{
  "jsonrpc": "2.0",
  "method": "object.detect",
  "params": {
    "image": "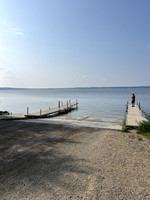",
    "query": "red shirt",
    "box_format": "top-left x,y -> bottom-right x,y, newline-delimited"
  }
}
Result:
132,95 -> 135,101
